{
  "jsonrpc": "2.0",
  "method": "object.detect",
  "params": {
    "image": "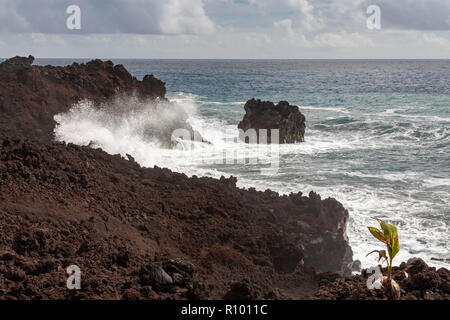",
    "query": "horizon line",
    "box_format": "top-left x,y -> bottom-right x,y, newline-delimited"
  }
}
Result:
2,57 -> 450,61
